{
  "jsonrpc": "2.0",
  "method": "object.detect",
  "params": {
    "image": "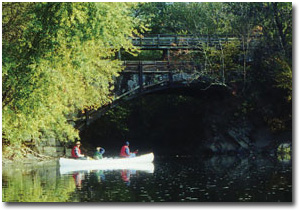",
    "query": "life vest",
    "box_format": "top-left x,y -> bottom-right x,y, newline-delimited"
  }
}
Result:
120,145 -> 130,157
71,146 -> 81,158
